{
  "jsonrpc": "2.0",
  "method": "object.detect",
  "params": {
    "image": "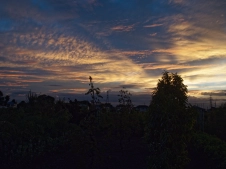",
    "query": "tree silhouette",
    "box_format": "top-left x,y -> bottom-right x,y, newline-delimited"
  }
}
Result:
0,90 -> 10,106
152,71 -> 188,106
85,76 -> 103,106
26,90 -> 37,105
118,88 -> 132,106
116,88 -> 133,152
146,71 -> 195,169
117,87 -> 133,111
